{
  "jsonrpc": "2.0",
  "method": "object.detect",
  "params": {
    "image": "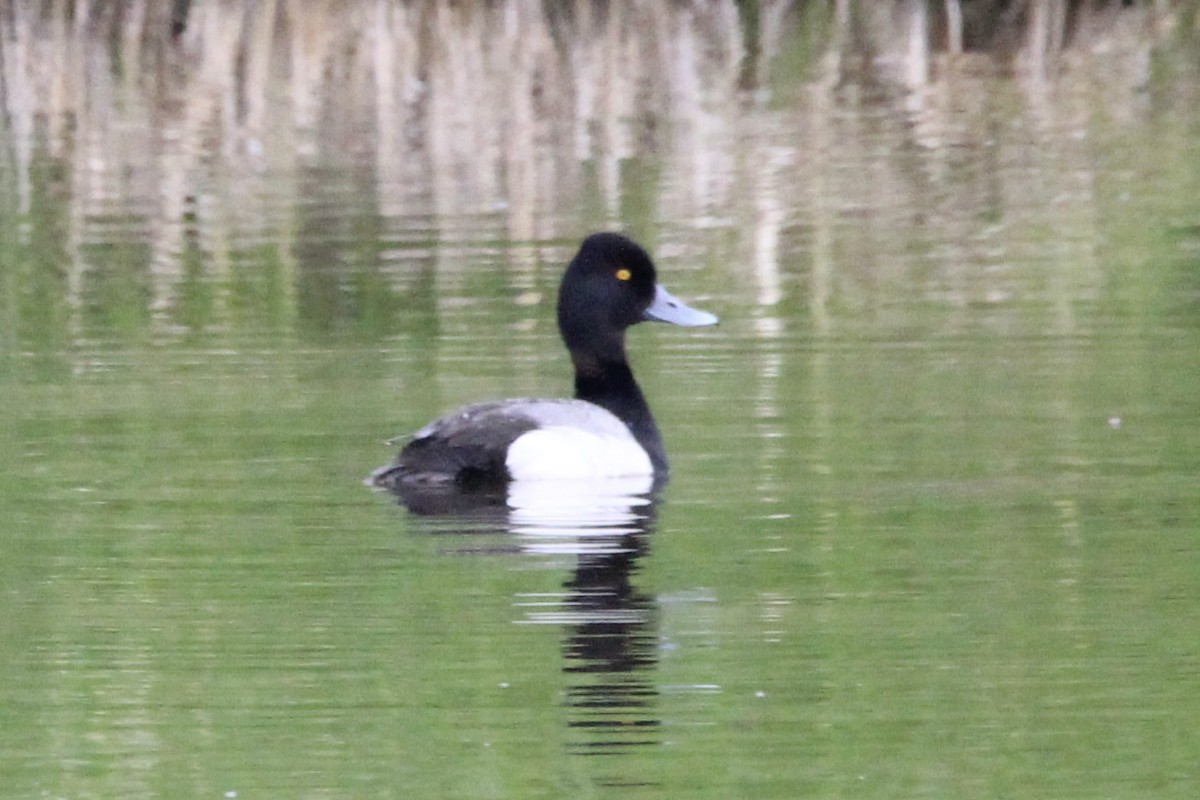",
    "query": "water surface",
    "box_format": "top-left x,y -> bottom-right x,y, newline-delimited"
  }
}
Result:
2,4 -> 1199,798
